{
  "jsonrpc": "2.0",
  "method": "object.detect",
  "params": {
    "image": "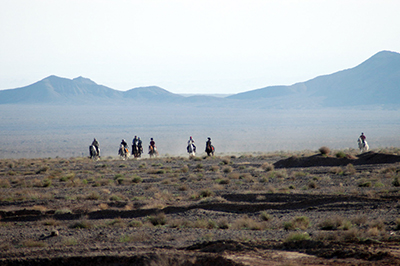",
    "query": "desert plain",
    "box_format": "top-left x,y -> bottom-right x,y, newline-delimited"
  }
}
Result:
1,148 -> 400,265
